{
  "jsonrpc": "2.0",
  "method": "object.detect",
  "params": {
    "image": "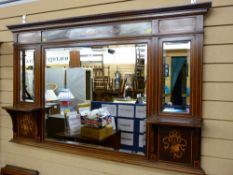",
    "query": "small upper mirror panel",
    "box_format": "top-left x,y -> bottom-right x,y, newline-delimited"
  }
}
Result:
162,41 -> 191,113
18,32 -> 41,43
20,49 -> 35,102
42,22 -> 152,42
